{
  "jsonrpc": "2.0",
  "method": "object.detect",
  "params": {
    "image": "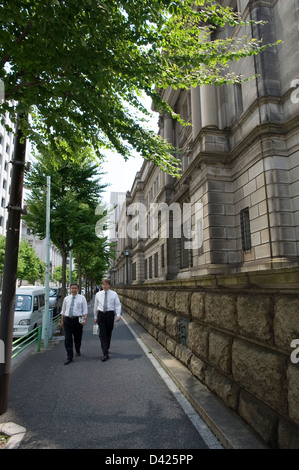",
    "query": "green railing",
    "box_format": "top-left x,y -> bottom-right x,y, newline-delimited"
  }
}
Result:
11,312 -> 62,359
52,314 -> 61,335
12,325 -> 42,358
